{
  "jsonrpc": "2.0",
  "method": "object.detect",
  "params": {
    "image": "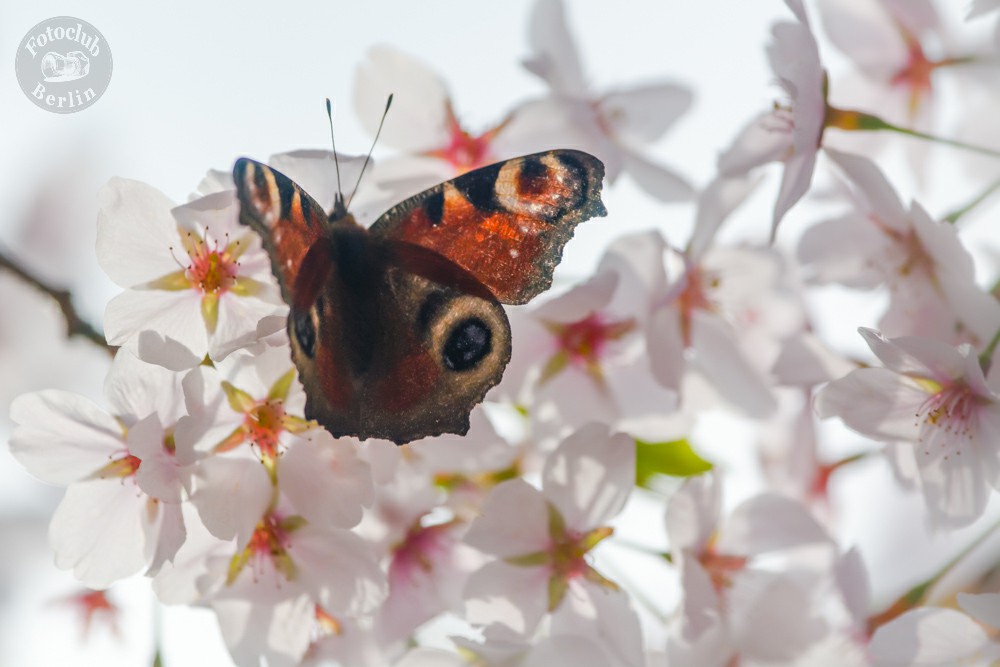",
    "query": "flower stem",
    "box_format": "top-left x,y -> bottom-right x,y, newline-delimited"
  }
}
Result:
867,514 -> 1000,634
612,537 -> 673,563
826,107 -> 1000,160
0,247 -> 114,355
152,596 -> 164,667
943,177 -> 1000,224
978,326 -> 1000,374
